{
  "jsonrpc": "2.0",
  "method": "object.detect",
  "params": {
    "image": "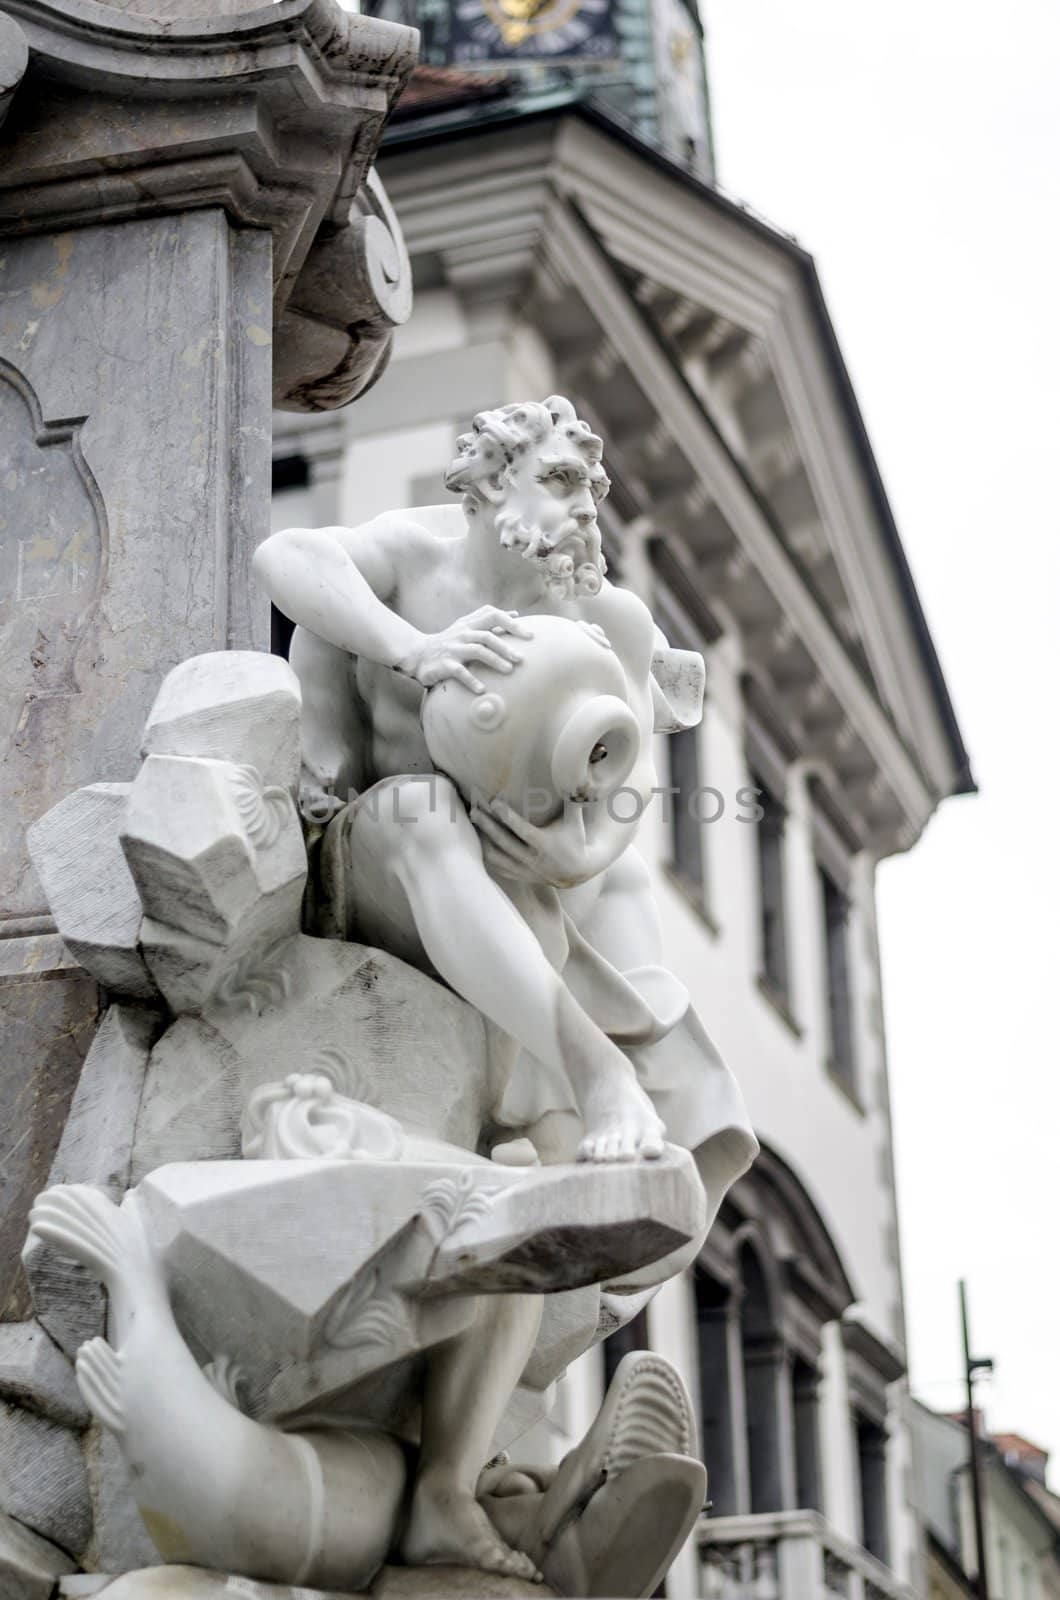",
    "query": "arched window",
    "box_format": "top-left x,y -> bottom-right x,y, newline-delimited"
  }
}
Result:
694,1143 -> 858,1521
